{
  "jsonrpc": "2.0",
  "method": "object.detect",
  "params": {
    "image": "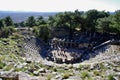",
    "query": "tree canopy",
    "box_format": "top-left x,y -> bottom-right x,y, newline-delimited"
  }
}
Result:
4,16 -> 14,27
0,9 -> 120,39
